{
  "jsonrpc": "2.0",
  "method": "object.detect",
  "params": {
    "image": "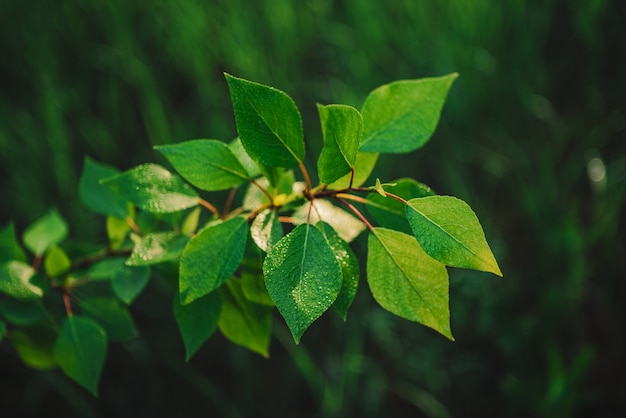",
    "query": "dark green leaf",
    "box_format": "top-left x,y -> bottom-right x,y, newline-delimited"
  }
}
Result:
317,104 -> 363,184
53,316 -> 107,396
126,232 -> 190,266
218,279 -> 272,357
101,164 -> 199,214
156,139 -> 249,191
0,299 -> 49,326
179,216 -> 248,305
173,291 -> 221,361
263,223 -> 342,343
112,265 -> 151,304
225,73 -> 304,168
367,228 -> 452,339
360,74 -> 458,153
80,298 -> 138,341
316,222 -> 359,321
367,178 -> 435,233
44,245 -> 71,277
0,261 -> 46,300
250,209 -> 283,252
0,222 -> 26,262
405,196 -> 502,276
23,209 -> 68,255
79,157 -> 130,218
